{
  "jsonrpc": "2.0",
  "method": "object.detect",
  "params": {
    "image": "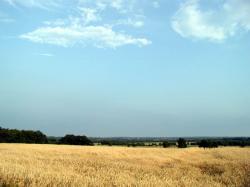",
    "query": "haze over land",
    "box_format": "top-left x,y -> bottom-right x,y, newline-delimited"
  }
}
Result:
0,0 -> 250,137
